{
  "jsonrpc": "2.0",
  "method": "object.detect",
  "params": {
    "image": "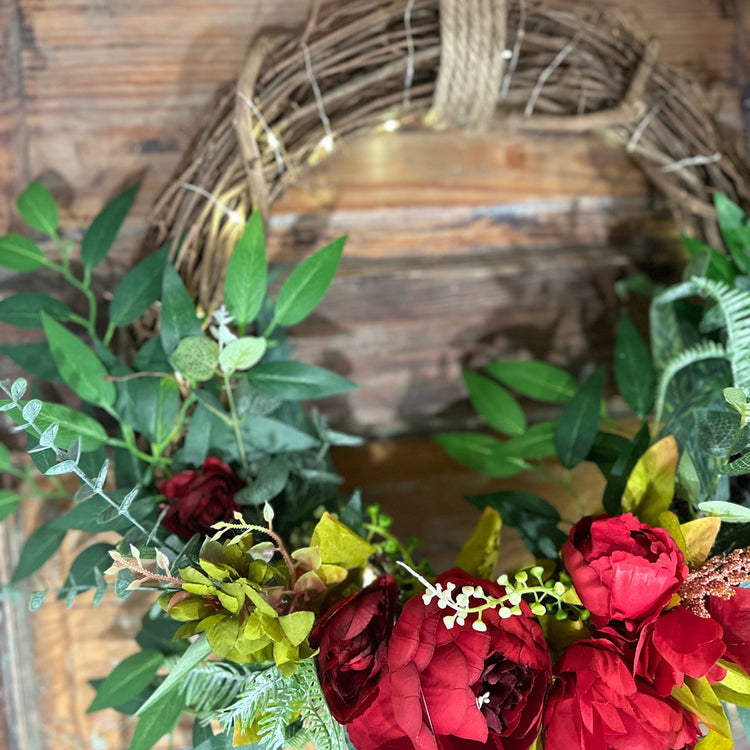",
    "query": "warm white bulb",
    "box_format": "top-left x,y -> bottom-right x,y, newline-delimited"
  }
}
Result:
319,134 -> 335,152
267,132 -> 280,149
383,118 -> 401,132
